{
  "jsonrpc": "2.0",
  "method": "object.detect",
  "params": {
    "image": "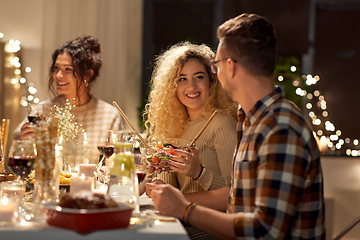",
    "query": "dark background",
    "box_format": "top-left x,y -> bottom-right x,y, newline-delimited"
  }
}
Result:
141,0 -> 360,155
